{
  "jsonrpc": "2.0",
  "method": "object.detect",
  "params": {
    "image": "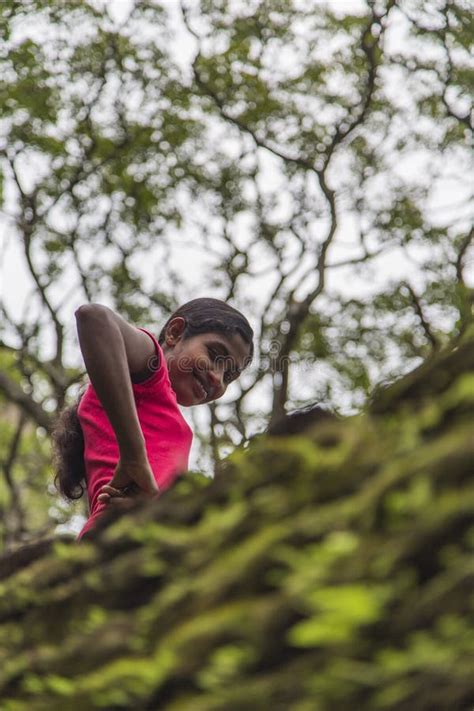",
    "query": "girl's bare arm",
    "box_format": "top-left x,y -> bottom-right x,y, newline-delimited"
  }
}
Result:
75,303 -> 160,494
